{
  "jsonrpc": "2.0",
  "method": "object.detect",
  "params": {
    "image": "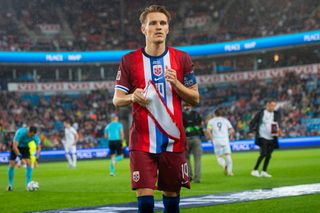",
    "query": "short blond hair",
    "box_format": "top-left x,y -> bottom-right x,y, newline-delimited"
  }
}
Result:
139,5 -> 171,24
